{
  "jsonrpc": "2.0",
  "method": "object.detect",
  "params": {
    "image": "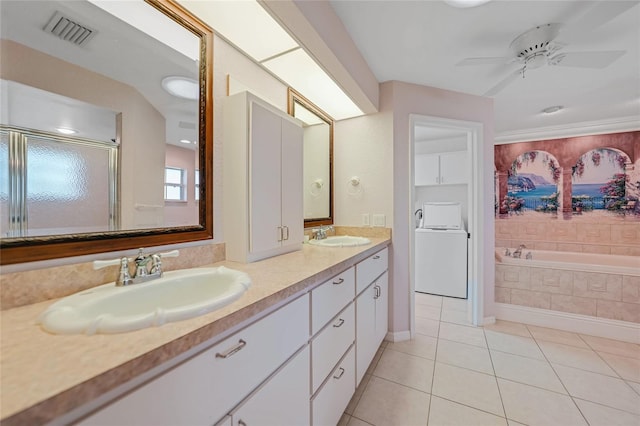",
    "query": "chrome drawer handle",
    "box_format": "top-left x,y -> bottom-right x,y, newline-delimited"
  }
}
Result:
215,339 -> 246,359
333,277 -> 344,285
333,318 -> 345,328
374,285 -> 380,299
373,255 -> 380,260
333,367 -> 345,379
